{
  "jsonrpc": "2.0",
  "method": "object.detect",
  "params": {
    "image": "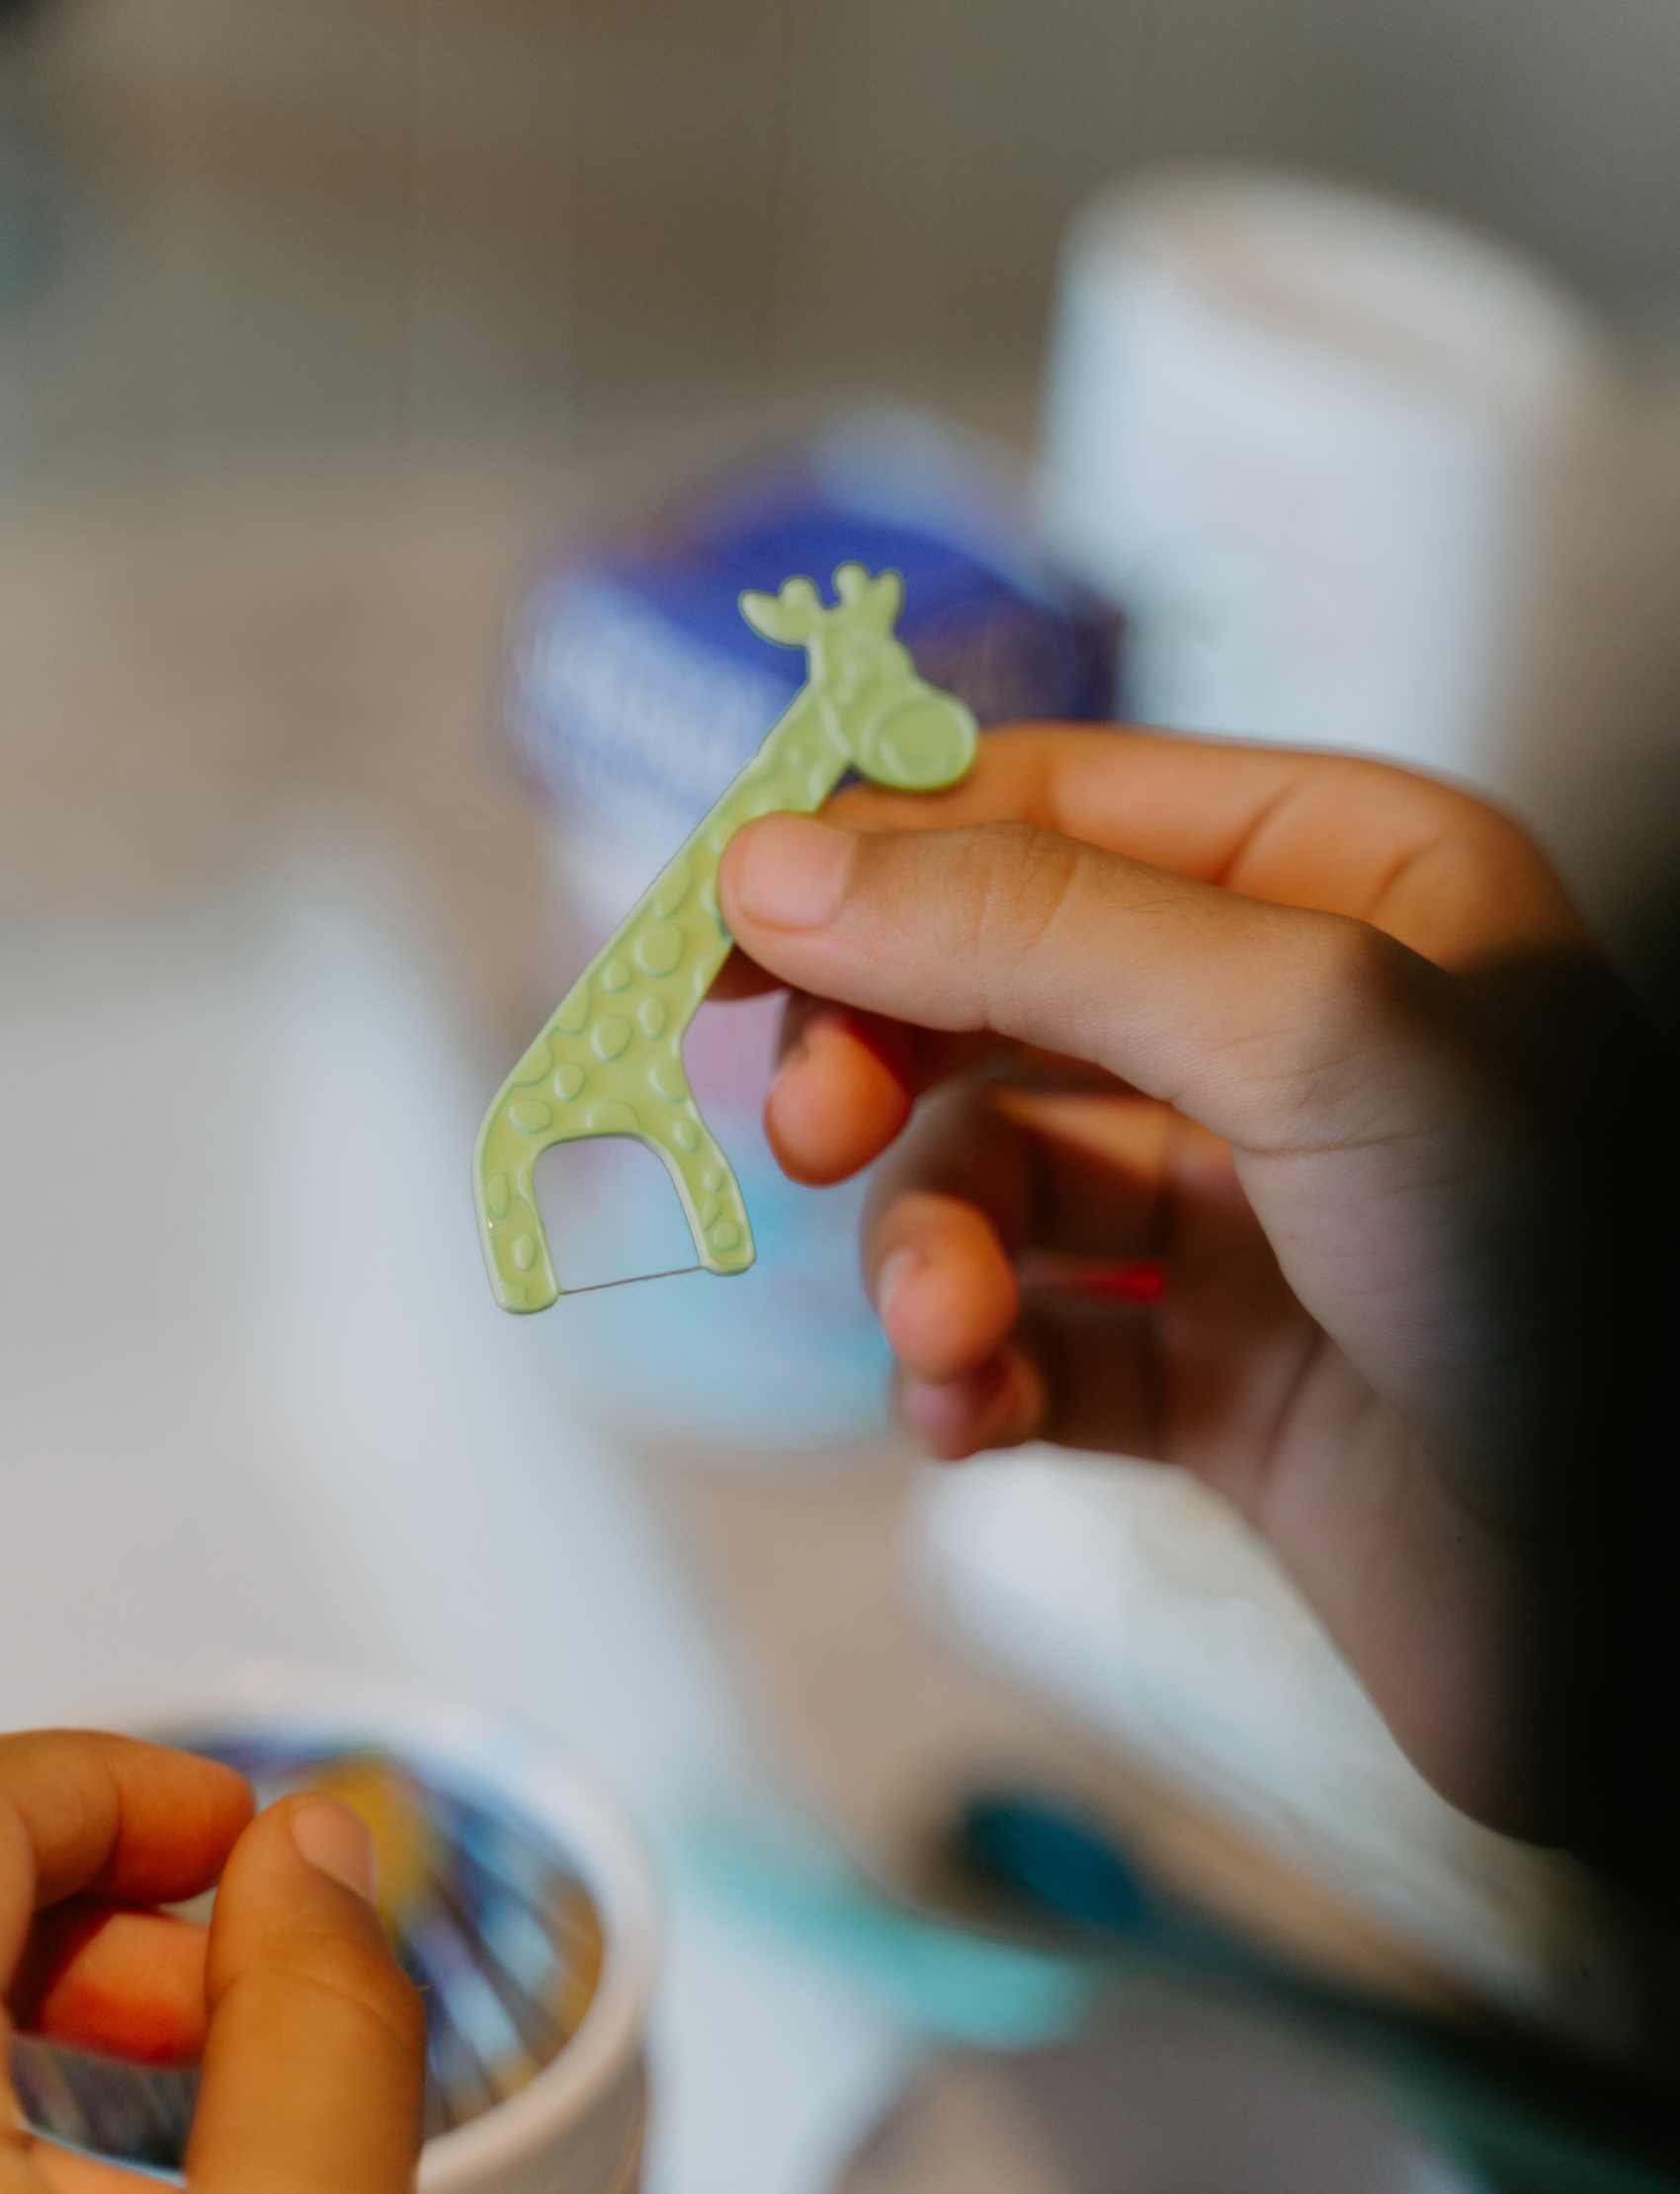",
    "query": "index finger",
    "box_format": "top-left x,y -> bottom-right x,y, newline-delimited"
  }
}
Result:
827,723 -> 1586,968
1,1733 -> 254,2115
0,1731 -> 252,1957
